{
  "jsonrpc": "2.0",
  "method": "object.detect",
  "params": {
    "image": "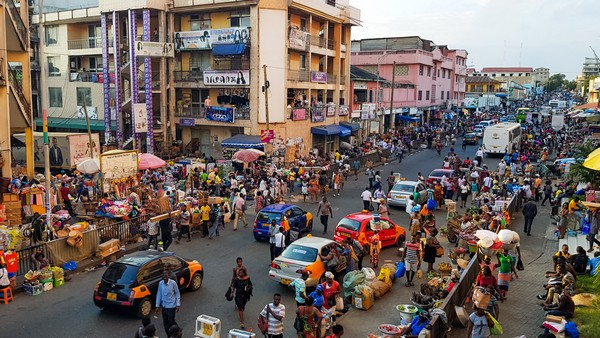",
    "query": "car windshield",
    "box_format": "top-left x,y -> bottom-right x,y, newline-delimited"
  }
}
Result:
465,134 -> 476,138
430,170 -> 448,177
337,217 -> 361,231
102,263 -> 138,285
281,244 -> 318,262
393,183 -> 415,193
257,211 -> 281,223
